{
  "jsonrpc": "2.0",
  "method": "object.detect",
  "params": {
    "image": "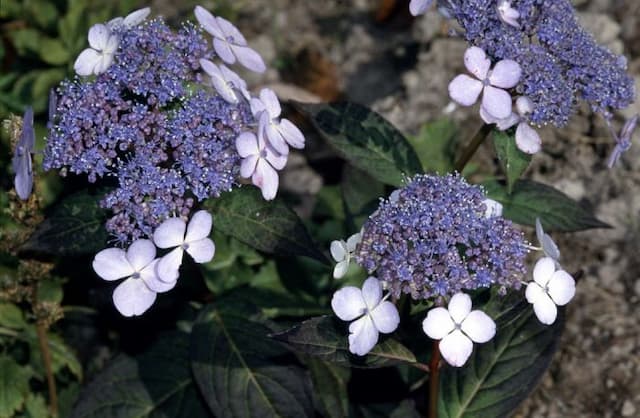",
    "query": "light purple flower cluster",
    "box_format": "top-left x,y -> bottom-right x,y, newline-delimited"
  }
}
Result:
414,0 -> 635,127
354,174 -> 528,300
43,7 -> 301,244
